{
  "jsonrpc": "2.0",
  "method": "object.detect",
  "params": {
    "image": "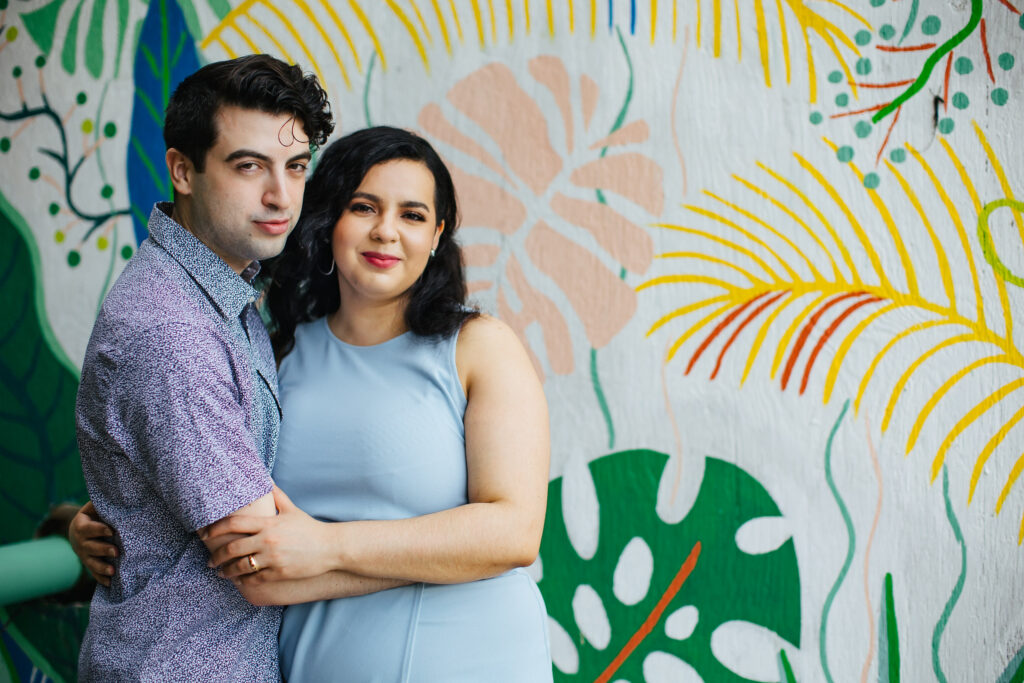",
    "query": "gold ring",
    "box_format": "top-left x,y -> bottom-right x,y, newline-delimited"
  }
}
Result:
247,554 -> 258,572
